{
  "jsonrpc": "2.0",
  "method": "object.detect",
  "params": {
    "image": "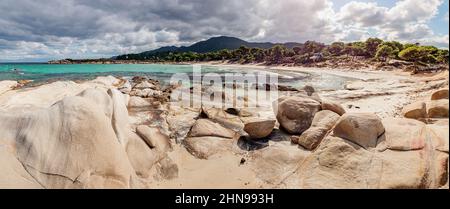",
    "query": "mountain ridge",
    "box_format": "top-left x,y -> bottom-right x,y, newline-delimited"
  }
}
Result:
119,36 -> 303,58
